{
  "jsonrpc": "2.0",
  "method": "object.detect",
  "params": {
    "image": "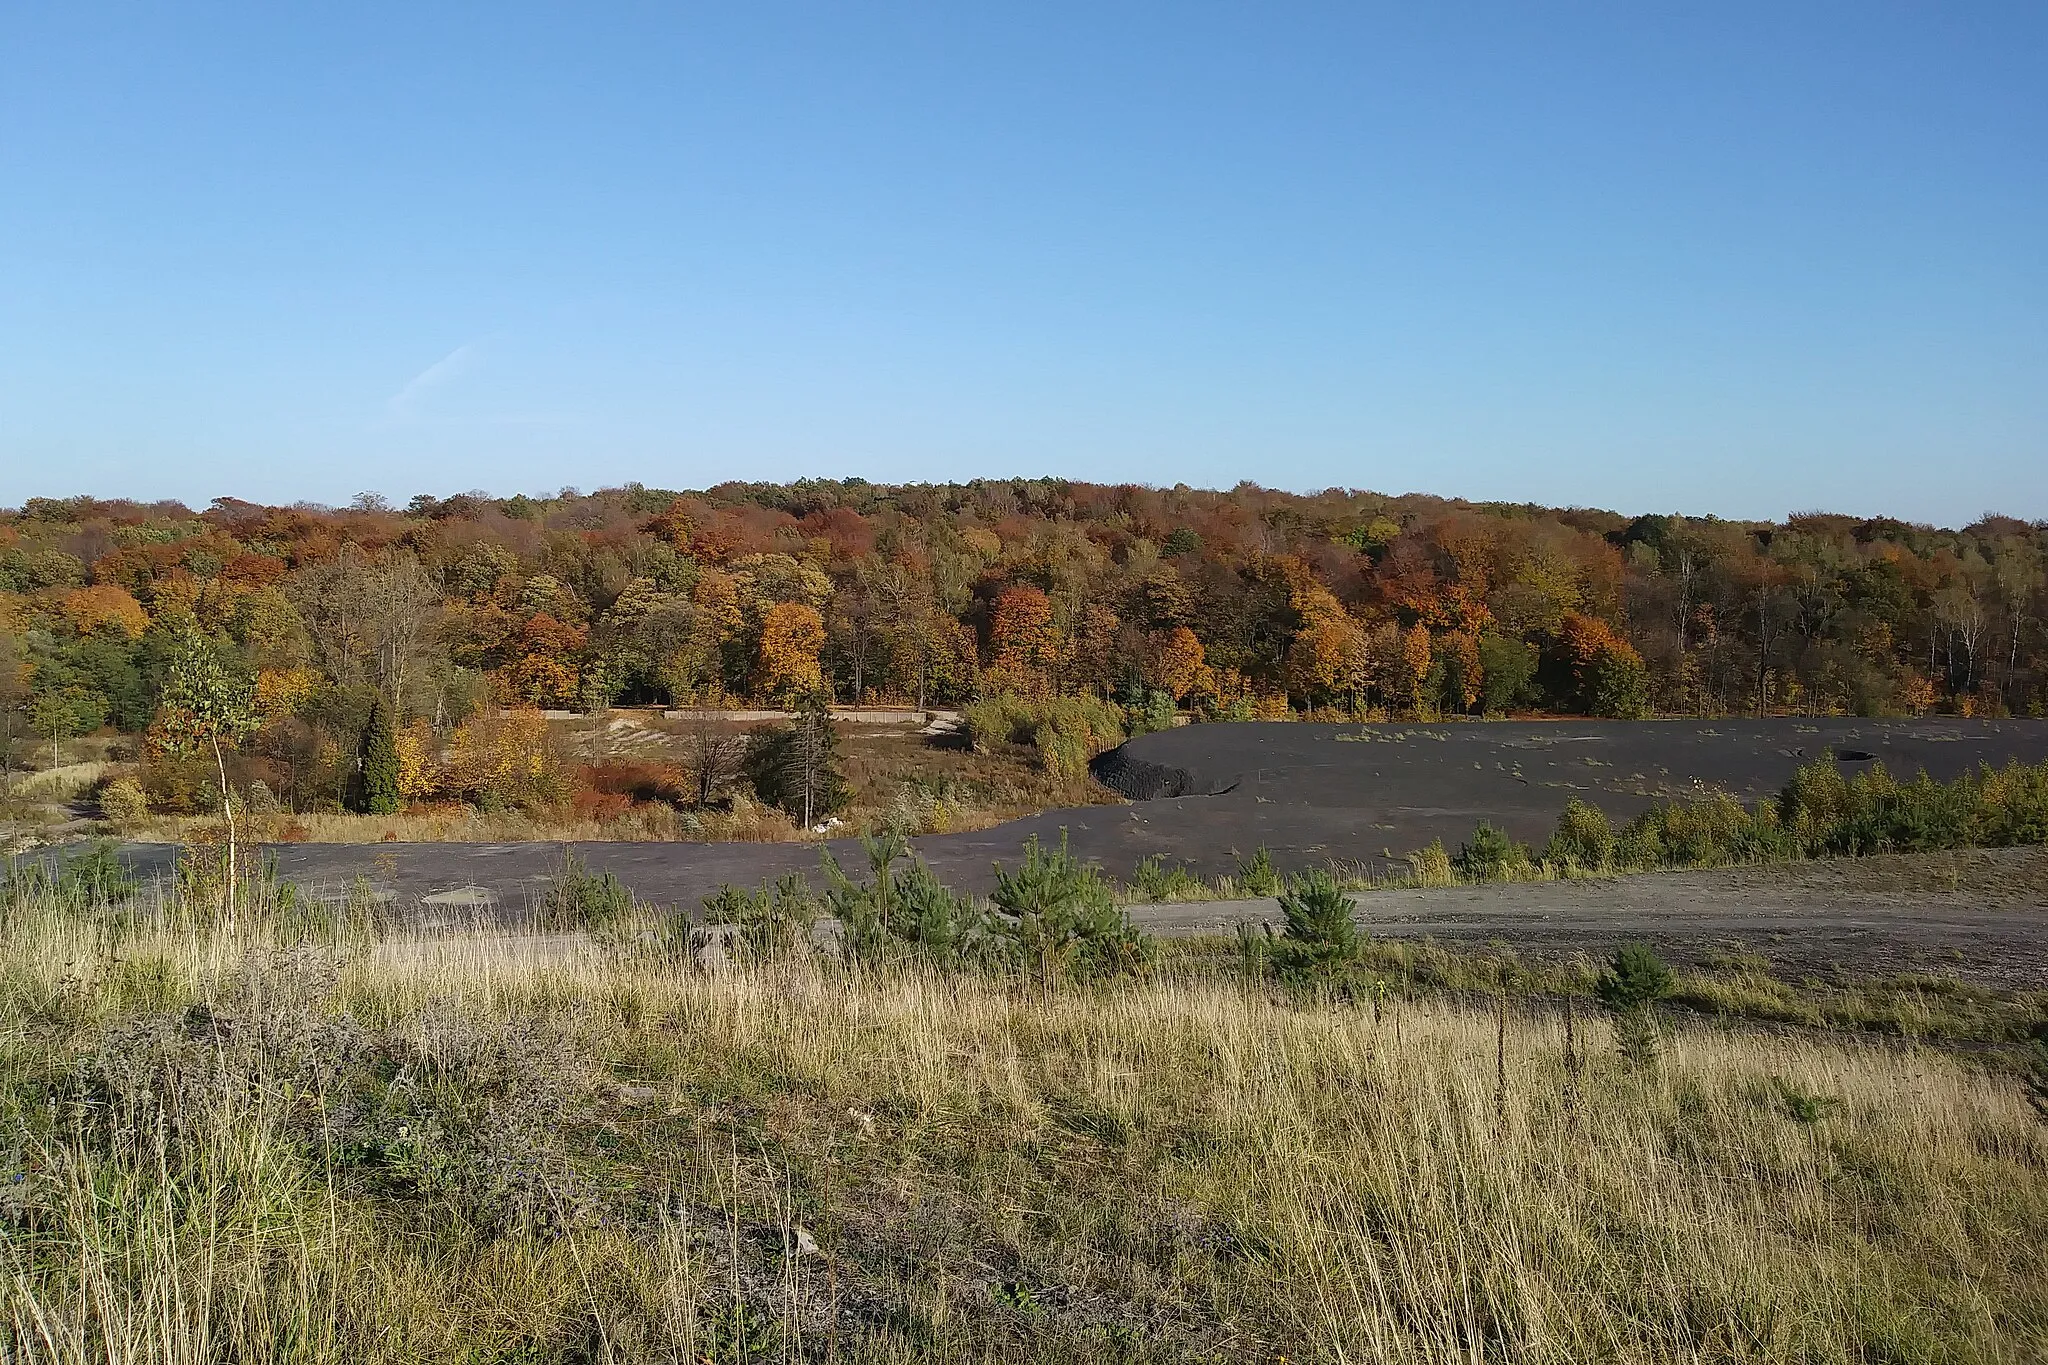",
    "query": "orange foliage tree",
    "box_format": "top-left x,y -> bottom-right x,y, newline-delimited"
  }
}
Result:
1401,624 -> 1433,710
1557,613 -> 1650,717
988,585 -> 1064,695
507,613 -> 586,707
59,585 -> 150,638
